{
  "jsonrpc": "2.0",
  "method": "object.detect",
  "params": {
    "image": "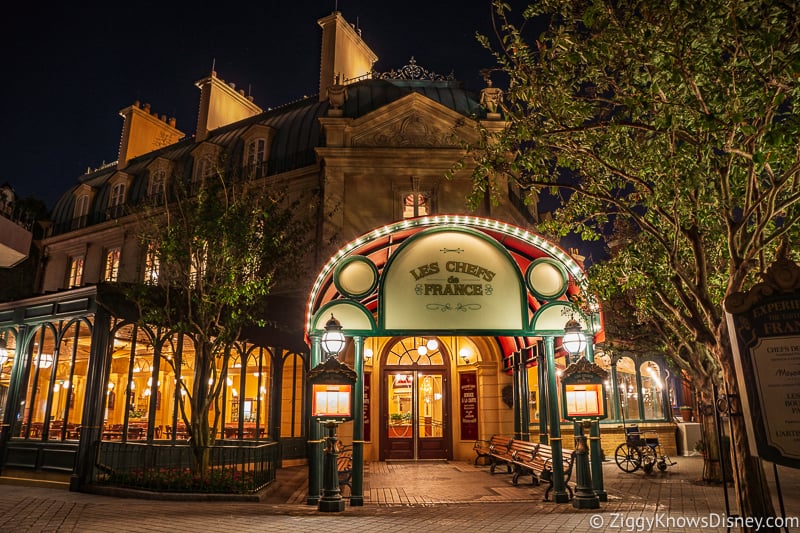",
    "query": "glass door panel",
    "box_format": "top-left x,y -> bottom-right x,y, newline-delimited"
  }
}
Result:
418,374 -> 443,438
